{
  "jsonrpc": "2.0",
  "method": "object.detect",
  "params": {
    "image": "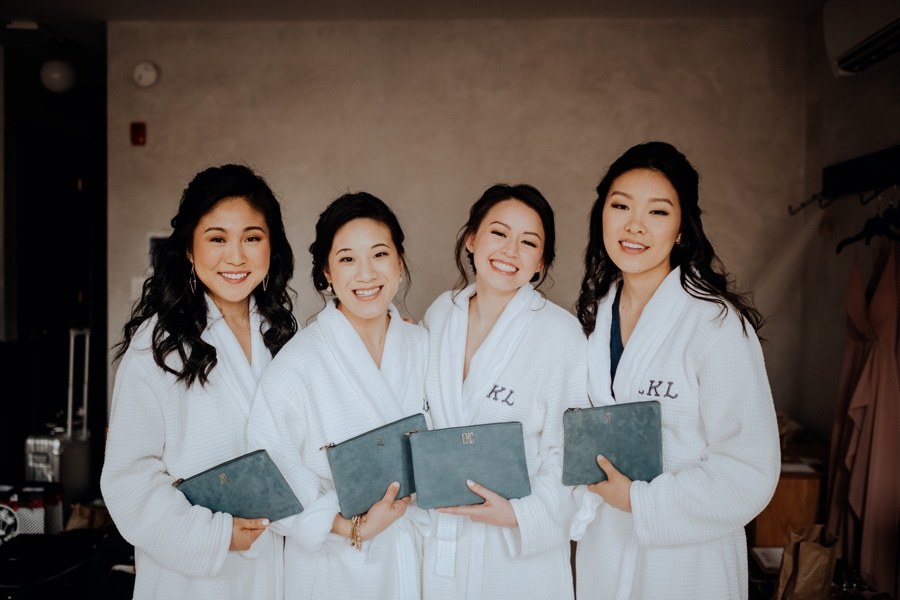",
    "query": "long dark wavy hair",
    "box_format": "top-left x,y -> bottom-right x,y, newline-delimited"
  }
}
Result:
308,191 -> 411,317
452,183 -> 556,293
576,141 -> 763,337
114,164 -> 298,386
